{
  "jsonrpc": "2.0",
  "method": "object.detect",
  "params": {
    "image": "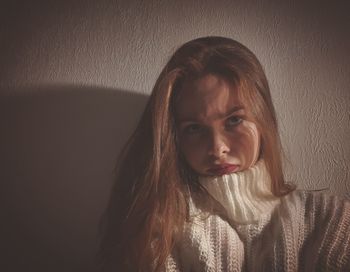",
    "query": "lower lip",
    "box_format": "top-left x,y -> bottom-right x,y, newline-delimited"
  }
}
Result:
208,165 -> 239,176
